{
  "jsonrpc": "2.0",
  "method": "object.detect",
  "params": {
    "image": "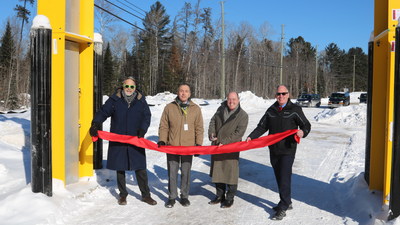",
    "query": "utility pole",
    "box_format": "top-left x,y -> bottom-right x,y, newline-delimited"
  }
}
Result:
315,45 -> 318,94
279,24 -> 285,84
220,1 -> 226,99
353,55 -> 356,92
